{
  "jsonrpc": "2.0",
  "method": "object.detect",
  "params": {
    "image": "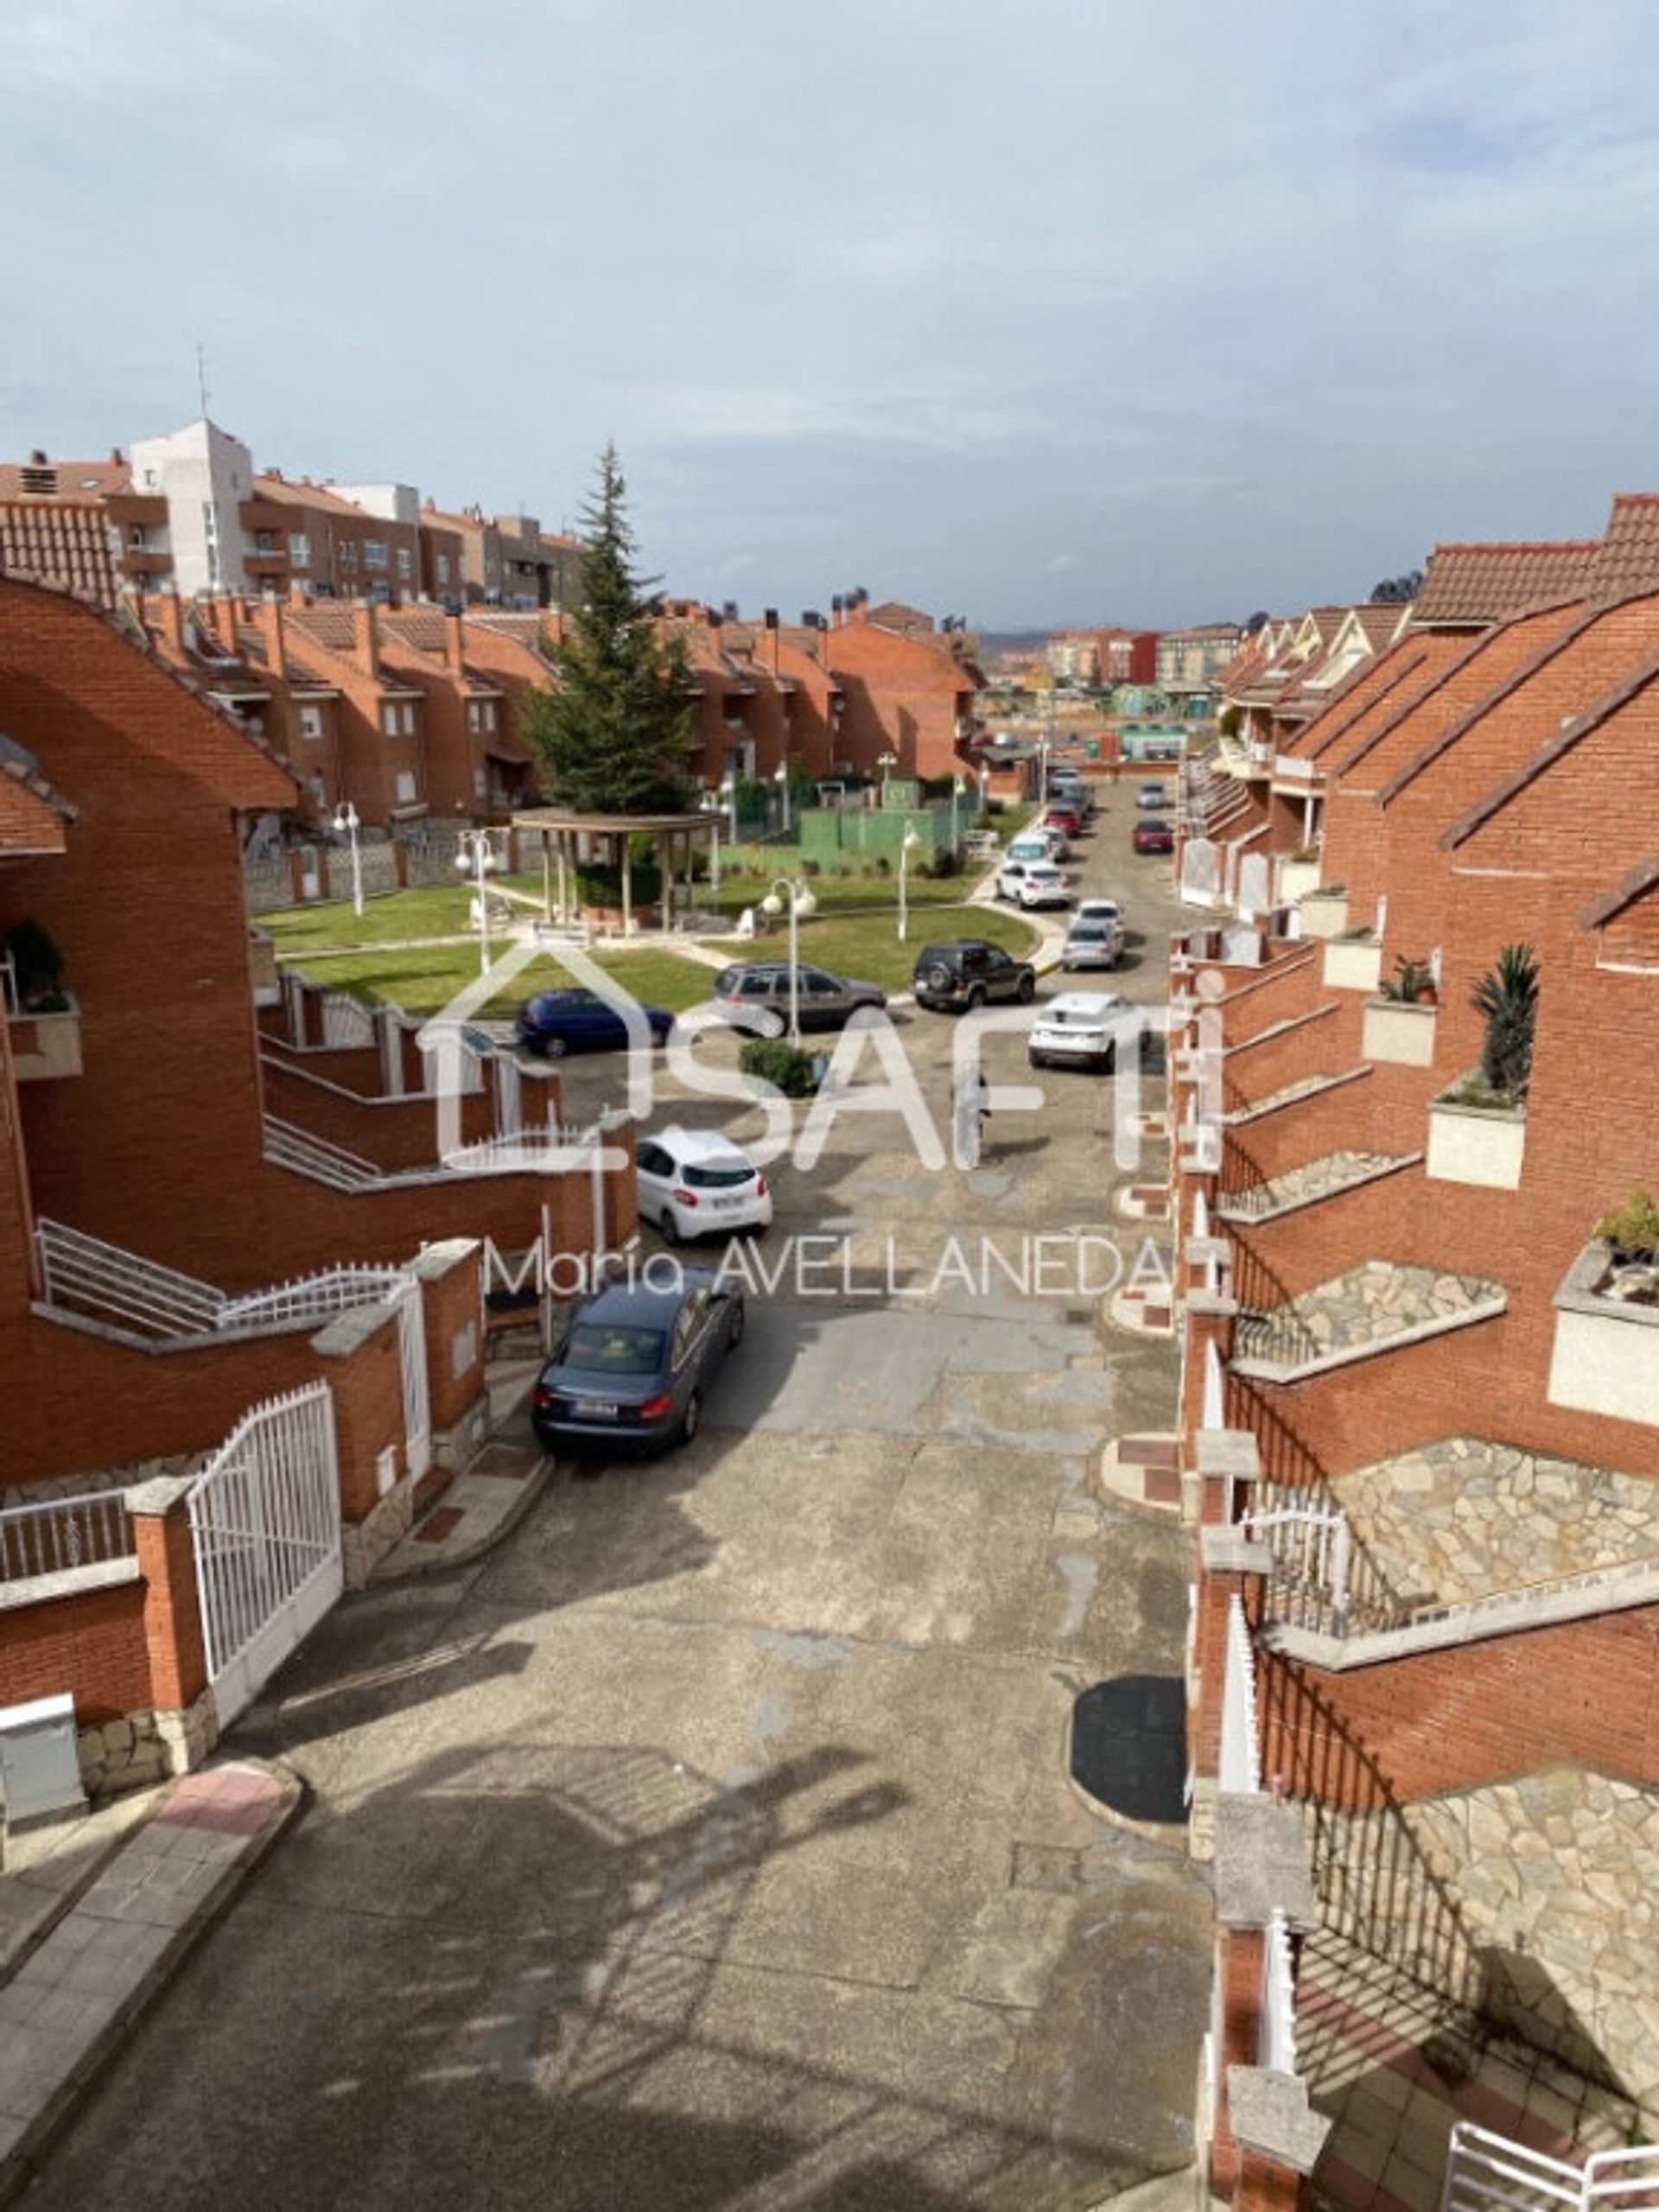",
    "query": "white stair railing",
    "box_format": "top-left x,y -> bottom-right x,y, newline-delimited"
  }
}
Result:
1260,1909 -> 1298,2074
262,1116 -> 384,1191
1243,1503 -> 1352,1636
1440,2123 -> 1659,2212
0,1489 -> 134,1581
35,1218 -> 229,1338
